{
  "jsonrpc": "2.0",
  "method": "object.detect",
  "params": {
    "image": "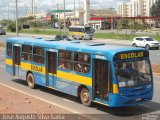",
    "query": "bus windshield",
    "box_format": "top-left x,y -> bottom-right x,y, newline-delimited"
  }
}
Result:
85,27 -> 95,34
114,60 -> 152,88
